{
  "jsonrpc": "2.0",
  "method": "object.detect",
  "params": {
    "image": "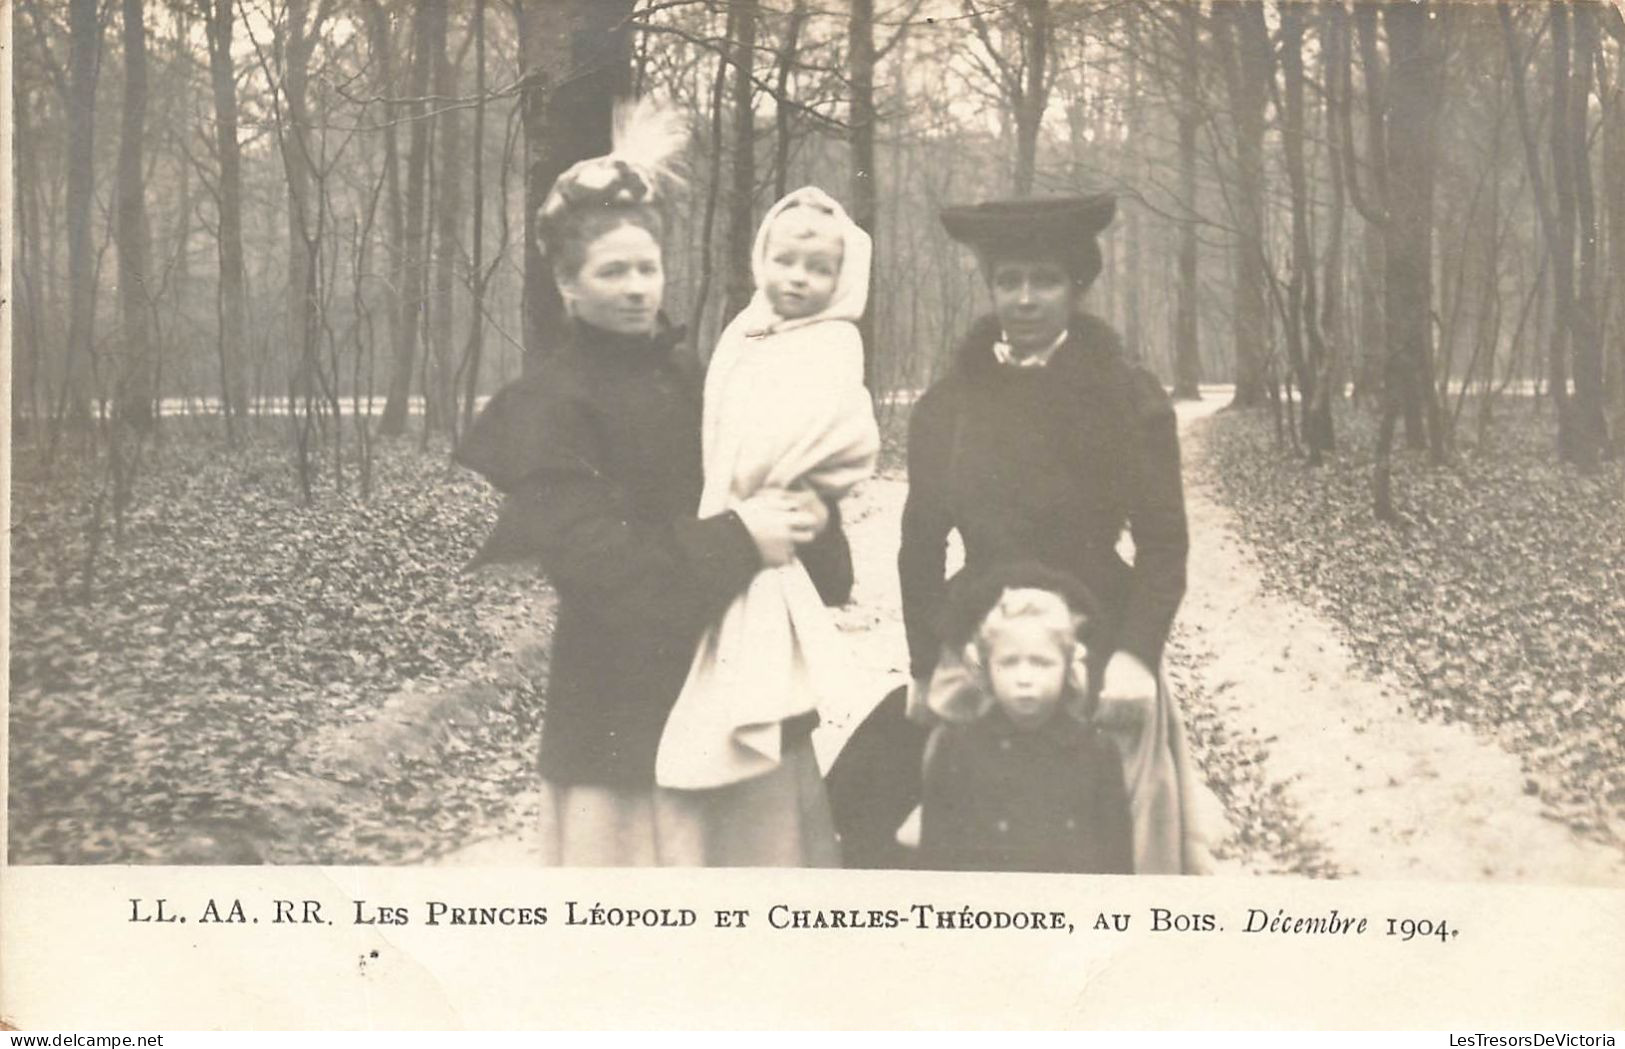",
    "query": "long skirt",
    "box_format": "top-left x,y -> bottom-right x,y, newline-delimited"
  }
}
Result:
1115,667 -> 1221,875
536,733 -> 841,867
